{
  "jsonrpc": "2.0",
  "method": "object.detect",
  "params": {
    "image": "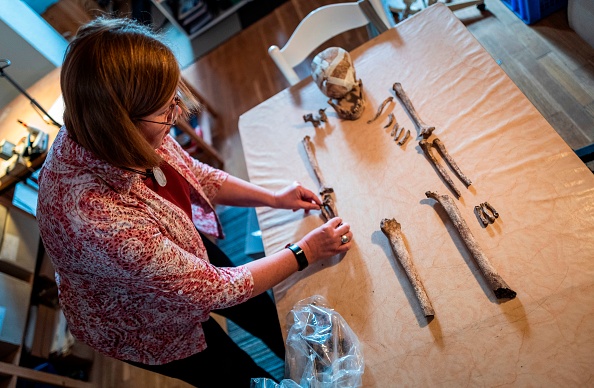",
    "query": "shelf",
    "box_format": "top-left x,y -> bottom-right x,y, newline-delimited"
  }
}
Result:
0,361 -> 92,388
151,0 -> 252,39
